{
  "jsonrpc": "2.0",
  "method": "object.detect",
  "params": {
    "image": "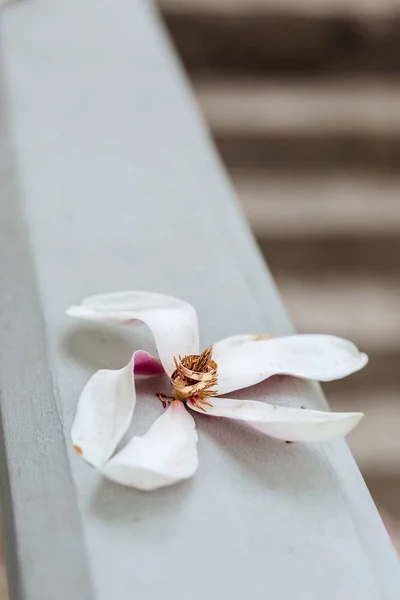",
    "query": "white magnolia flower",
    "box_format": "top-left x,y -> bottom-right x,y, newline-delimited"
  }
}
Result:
67,291 -> 368,491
